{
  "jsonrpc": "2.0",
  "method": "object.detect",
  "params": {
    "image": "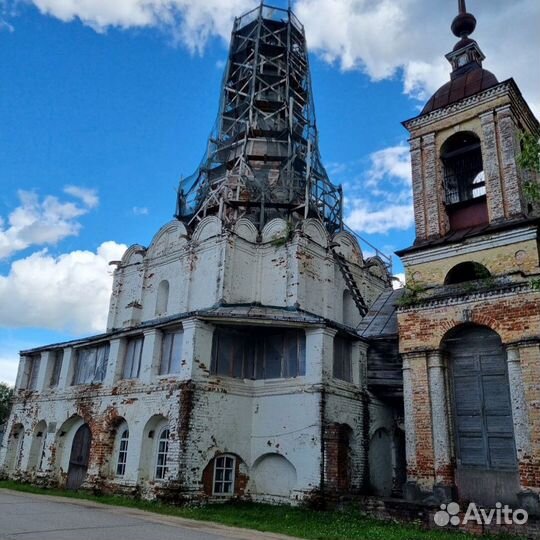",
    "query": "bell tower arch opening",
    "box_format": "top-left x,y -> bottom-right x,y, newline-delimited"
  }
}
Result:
441,132 -> 488,231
